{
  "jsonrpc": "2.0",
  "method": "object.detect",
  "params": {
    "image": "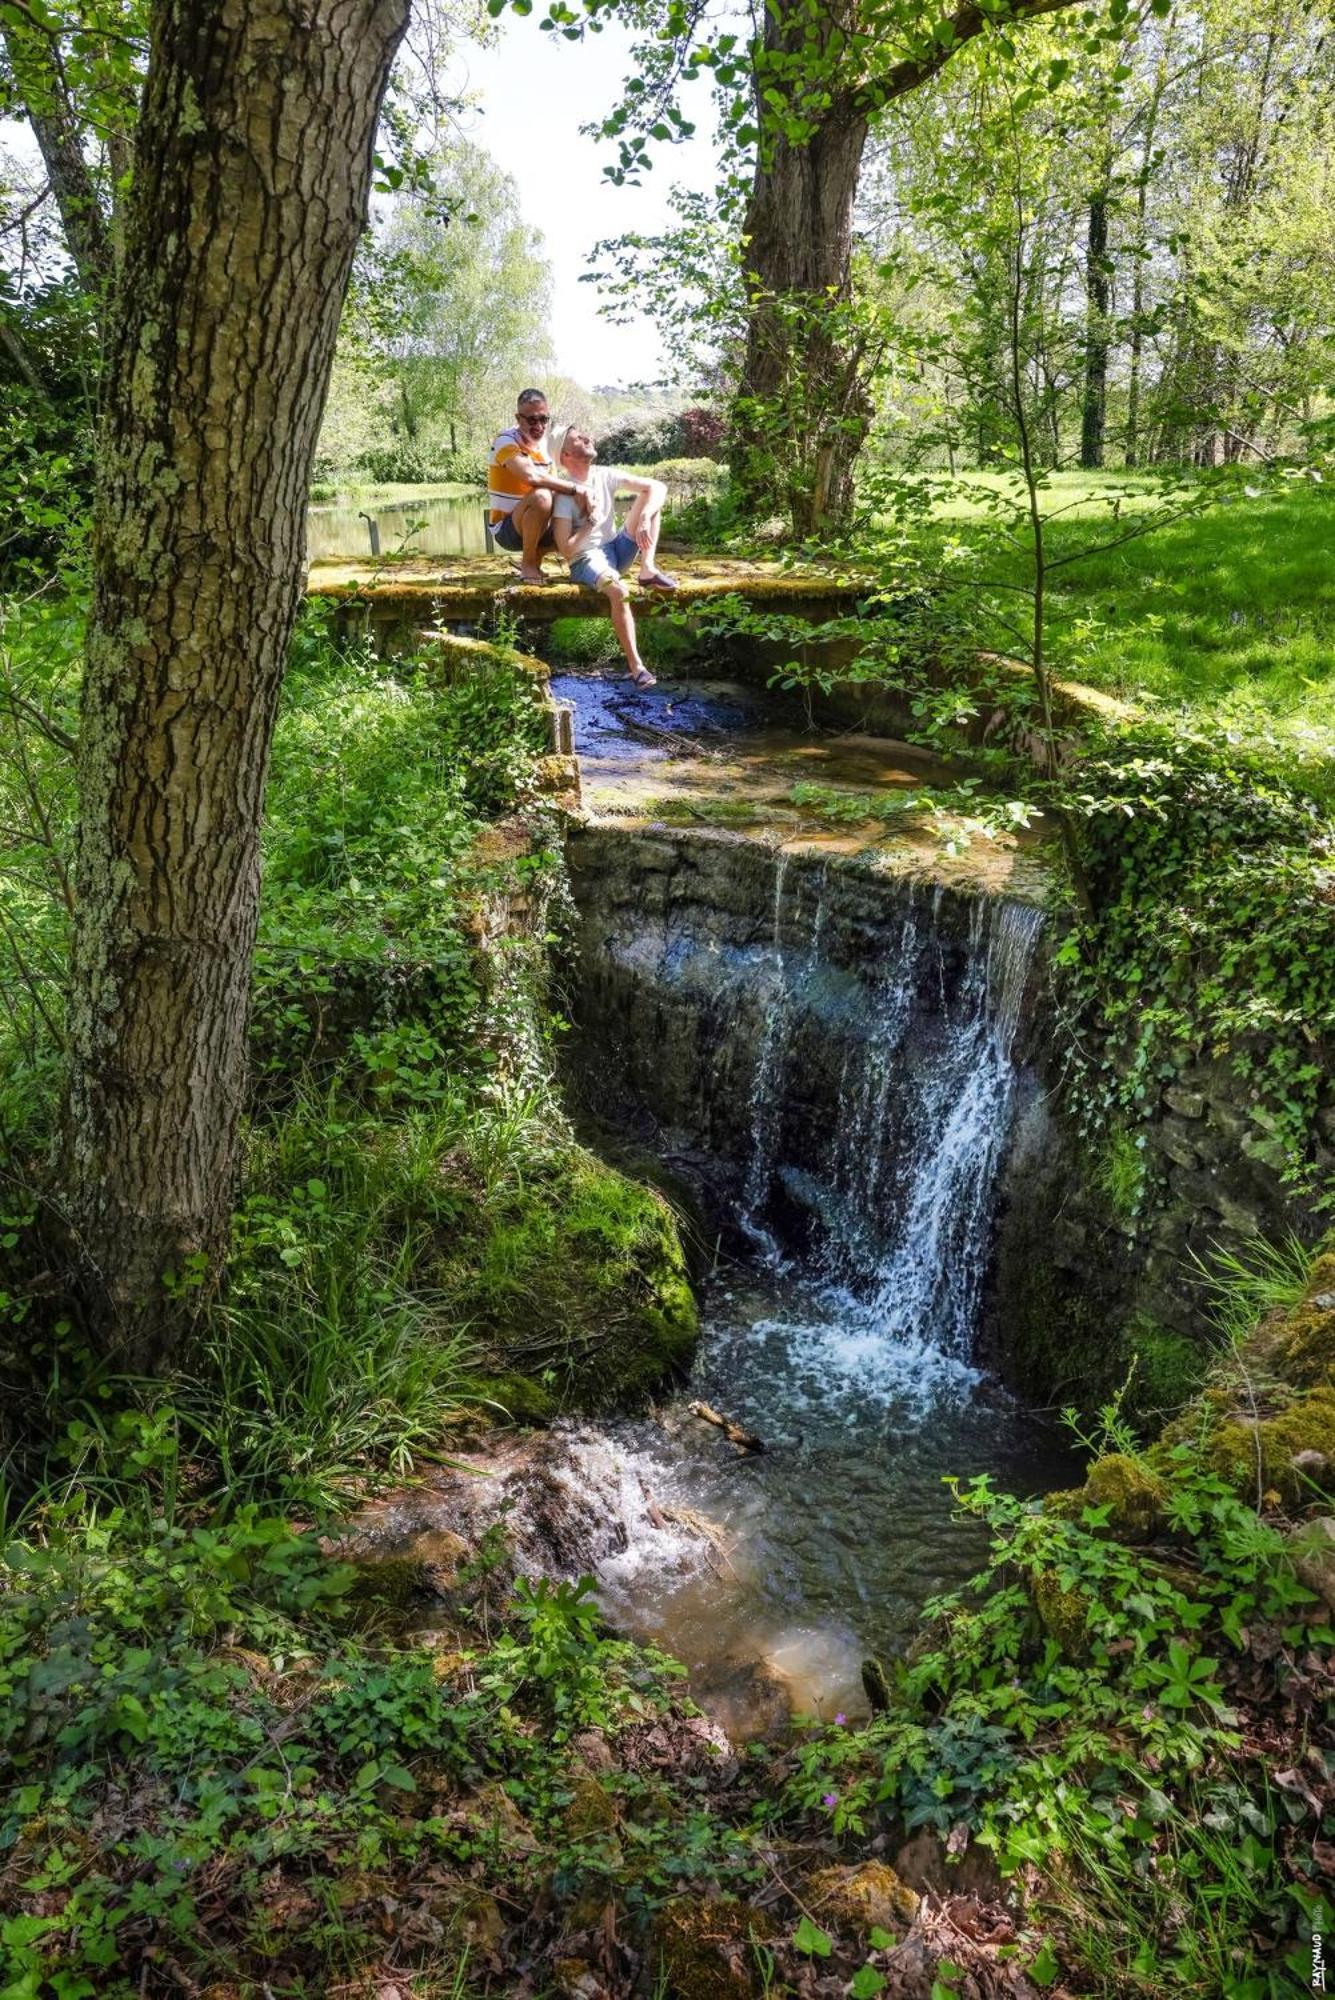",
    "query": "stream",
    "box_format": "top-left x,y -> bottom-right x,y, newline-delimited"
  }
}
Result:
353,672 -> 1079,1734
546,671 -> 1079,1727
